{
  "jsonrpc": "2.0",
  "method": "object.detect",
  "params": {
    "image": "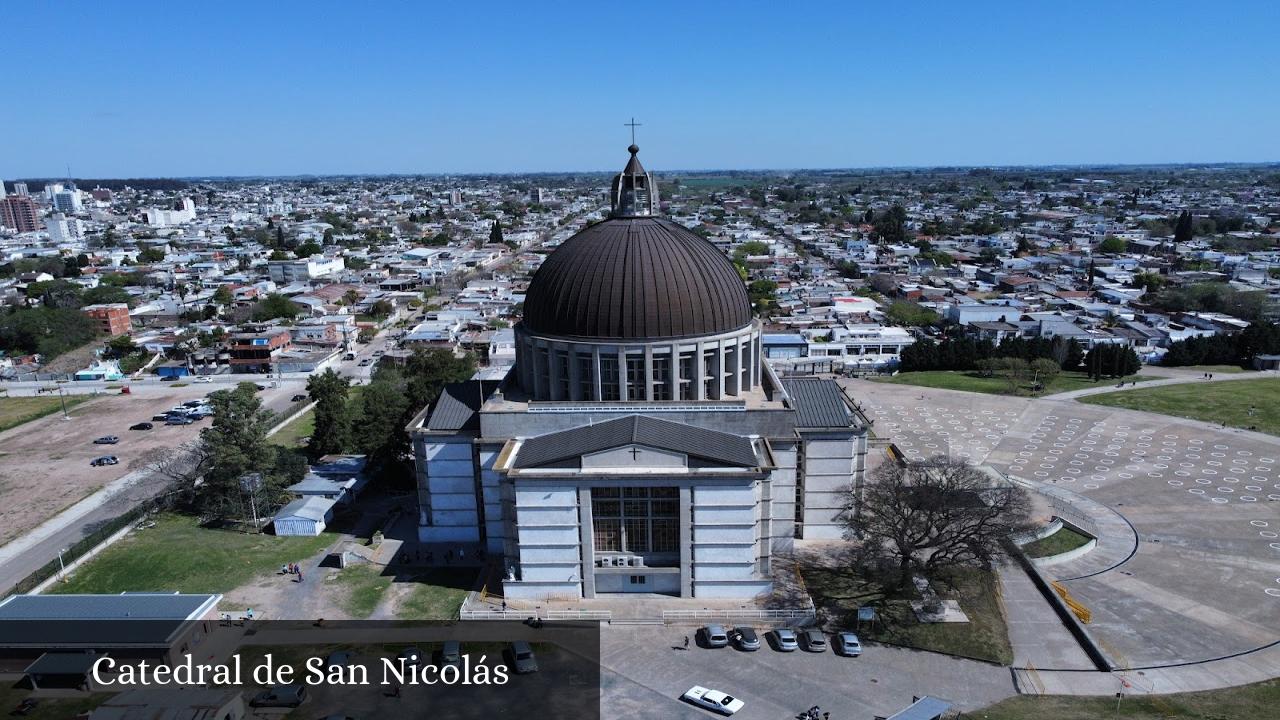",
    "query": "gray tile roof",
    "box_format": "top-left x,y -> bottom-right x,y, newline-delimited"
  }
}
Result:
781,378 -> 855,429
0,593 -> 217,621
513,414 -> 759,469
426,380 -> 501,432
